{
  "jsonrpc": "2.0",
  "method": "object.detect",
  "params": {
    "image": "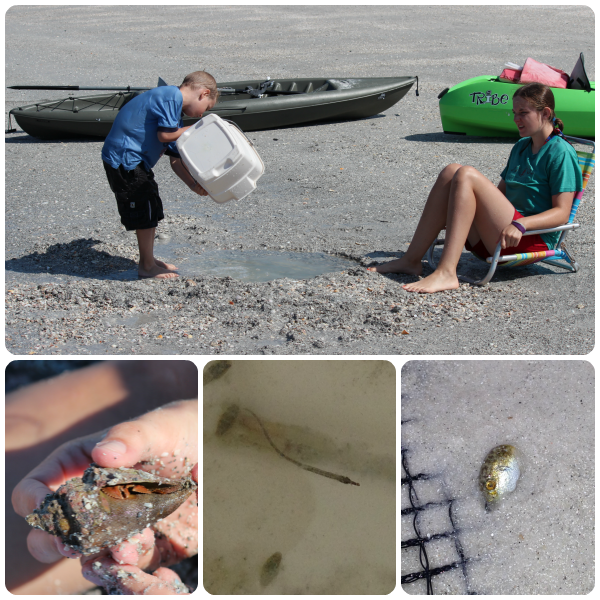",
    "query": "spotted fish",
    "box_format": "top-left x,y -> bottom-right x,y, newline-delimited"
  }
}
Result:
479,444 -> 521,510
